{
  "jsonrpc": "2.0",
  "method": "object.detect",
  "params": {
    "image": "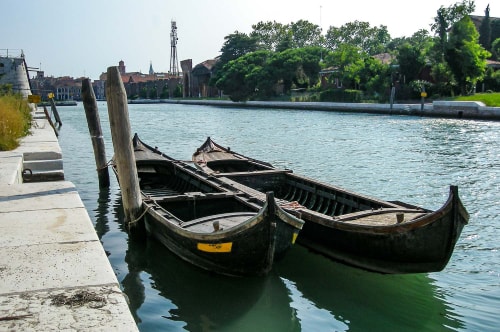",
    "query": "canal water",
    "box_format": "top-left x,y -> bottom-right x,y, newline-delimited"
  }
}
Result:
57,102 -> 499,331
